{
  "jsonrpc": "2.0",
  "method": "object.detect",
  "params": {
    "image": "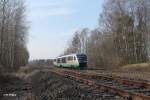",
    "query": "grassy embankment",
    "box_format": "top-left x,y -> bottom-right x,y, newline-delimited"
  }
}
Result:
119,63 -> 150,72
